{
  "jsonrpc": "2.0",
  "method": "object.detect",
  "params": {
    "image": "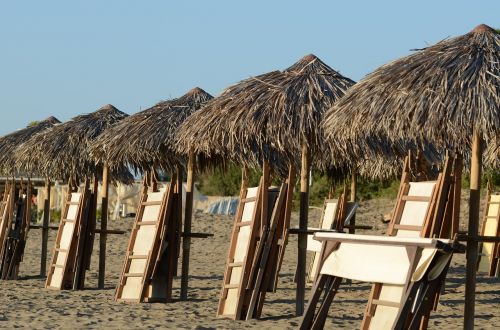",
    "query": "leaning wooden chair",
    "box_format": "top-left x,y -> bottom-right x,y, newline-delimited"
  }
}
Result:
115,174 -> 180,303
306,187 -> 360,284
300,155 -> 463,330
217,177 -> 277,319
0,182 -> 14,263
477,182 -> 500,276
46,180 -> 92,290
218,164 -> 295,320
0,180 -> 32,280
